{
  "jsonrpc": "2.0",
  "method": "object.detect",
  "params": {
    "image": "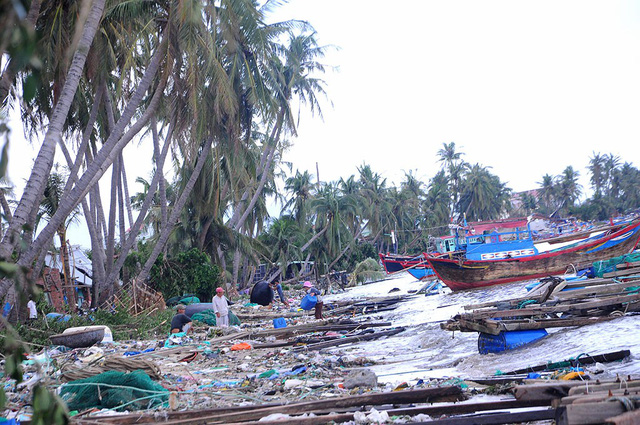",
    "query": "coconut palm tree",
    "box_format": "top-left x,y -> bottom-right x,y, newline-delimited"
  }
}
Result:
283,170 -> 314,226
